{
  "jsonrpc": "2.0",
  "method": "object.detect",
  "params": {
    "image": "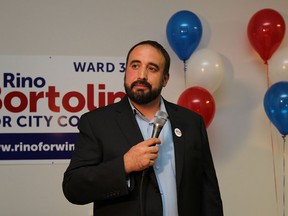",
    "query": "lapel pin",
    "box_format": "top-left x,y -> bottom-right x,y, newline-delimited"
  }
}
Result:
174,128 -> 182,137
